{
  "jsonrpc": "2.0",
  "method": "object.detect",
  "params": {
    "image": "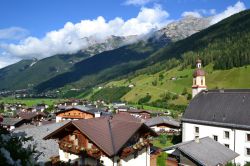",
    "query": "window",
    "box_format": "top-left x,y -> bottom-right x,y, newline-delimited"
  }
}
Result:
224,131 -> 230,139
247,134 -> 250,142
213,135 -> 218,141
201,78 -> 203,85
195,127 -> 199,134
224,144 -> 229,148
246,148 -> 250,156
